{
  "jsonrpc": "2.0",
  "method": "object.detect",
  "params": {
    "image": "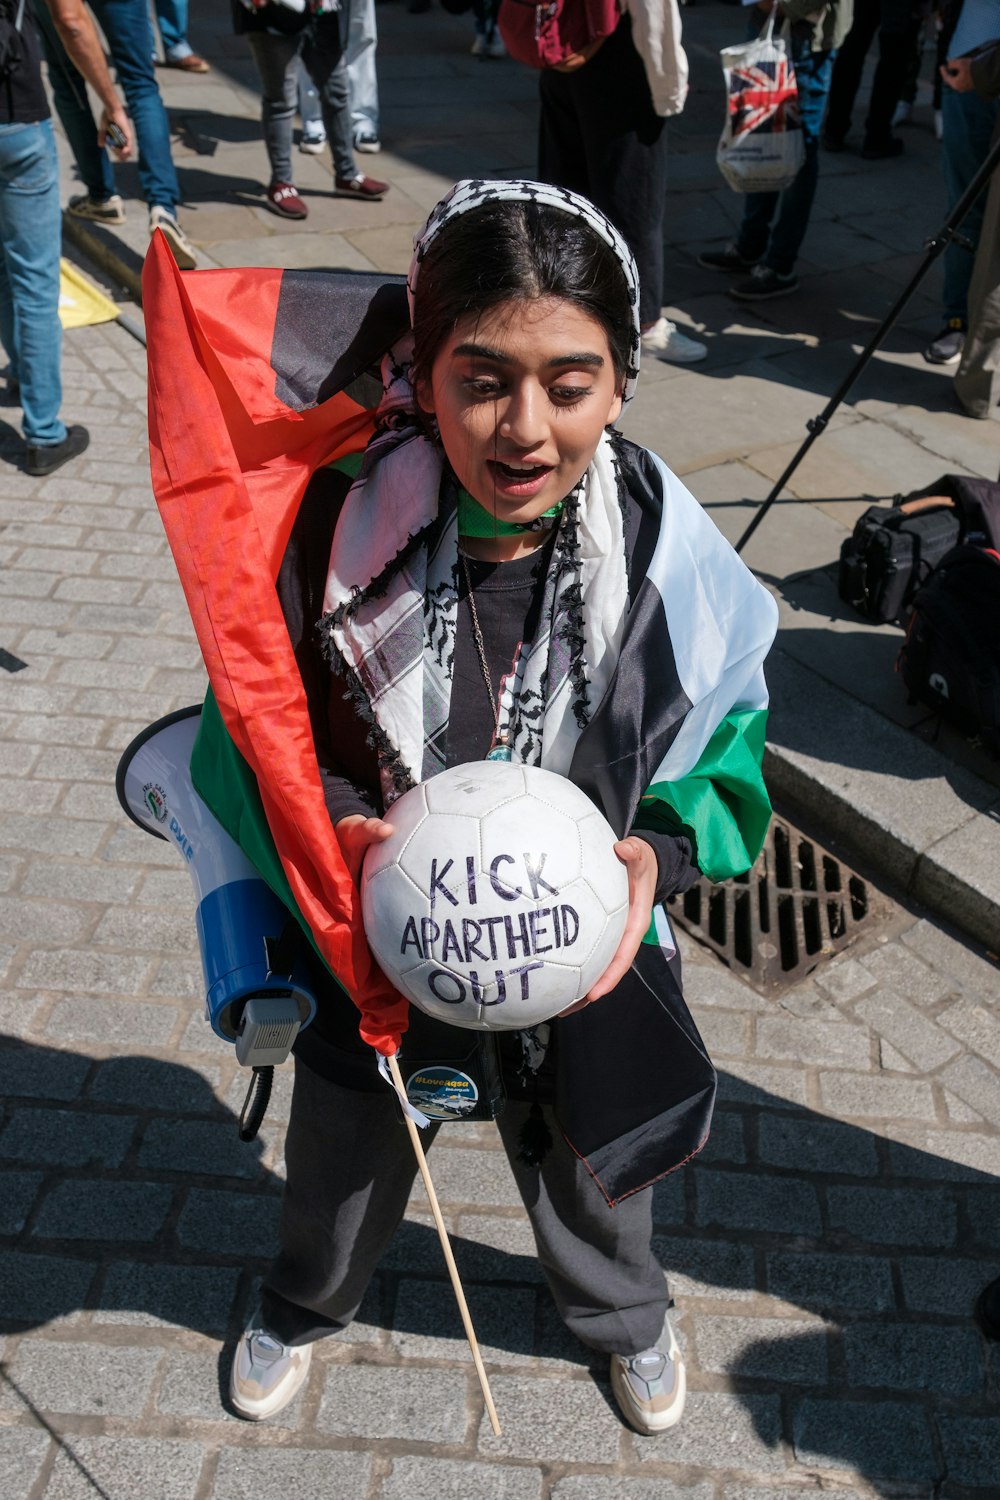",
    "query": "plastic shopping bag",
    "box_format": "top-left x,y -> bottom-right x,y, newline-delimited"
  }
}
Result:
716,12 -> 804,194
